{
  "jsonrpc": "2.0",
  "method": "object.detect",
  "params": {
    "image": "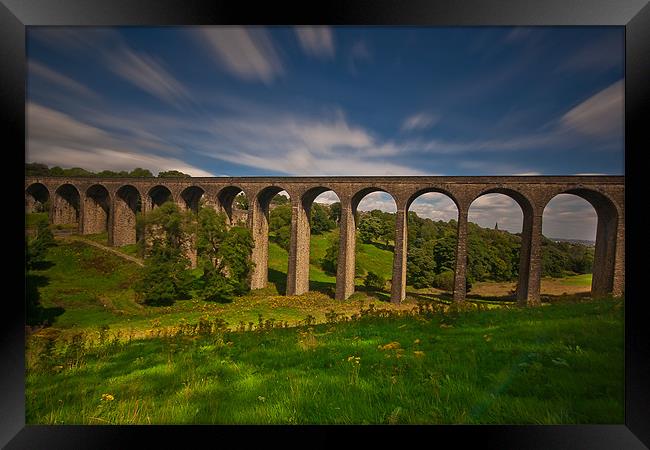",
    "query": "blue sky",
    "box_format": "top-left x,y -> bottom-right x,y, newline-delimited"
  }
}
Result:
26,26 -> 623,239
